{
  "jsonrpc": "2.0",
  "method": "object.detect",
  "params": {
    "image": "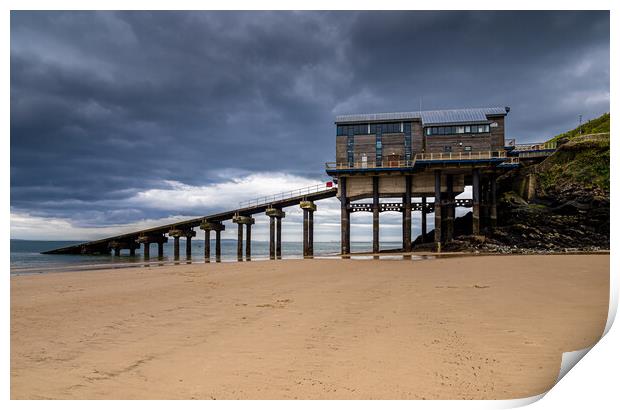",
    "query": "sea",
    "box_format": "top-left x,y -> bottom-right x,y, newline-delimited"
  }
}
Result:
10,239 -> 407,275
